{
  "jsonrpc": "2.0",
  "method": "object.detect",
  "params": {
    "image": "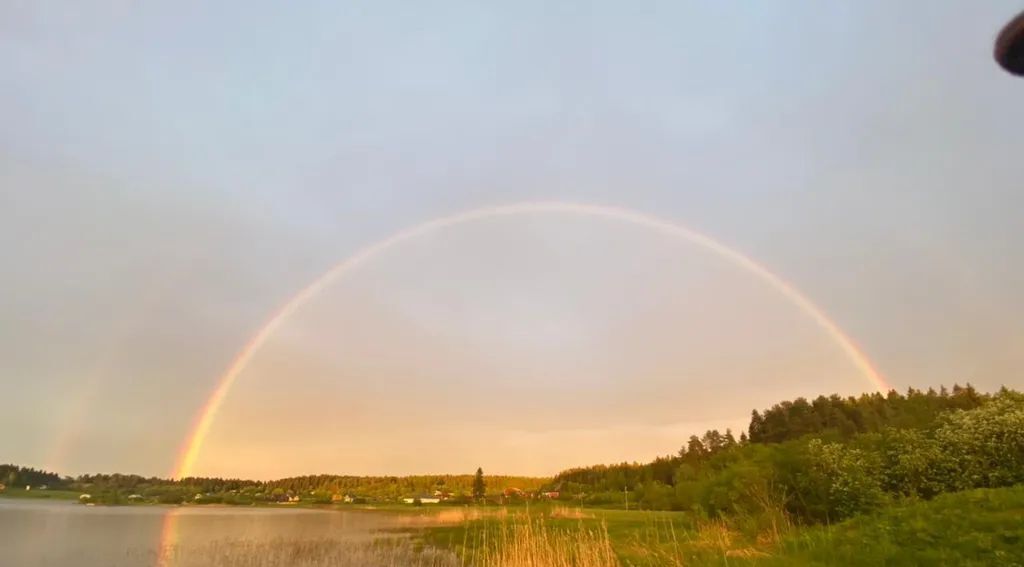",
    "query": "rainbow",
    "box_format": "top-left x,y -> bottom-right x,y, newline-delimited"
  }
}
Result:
170,201 -> 889,480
